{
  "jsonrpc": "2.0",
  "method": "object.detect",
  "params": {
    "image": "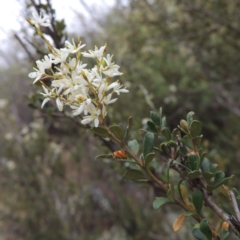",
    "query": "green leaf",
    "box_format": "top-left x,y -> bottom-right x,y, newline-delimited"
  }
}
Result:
192,189 -> 203,214
147,121 -> 158,133
161,127 -> 172,141
211,164 -> 218,173
161,116 -> 167,128
188,170 -> 201,179
91,127 -> 109,138
181,135 -> 193,149
153,197 -> 171,210
109,125 -> 124,141
202,172 -> 215,180
200,219 -> 212,240
123,169 -> 147,182
190,120 -> 202,138
145,152 -> 155,166
150,111 -> 160,126
212,172 -> 234,189
166,159 -> 173,183
200,152 -> 207,164
167,183 -> 175,202
124,116 -> 133,140
220,230 -> 229,240
128,139 -> 139,154
183,211 -> 197,217
193,136 -> 203,147
201,158 -> 211,173
177,179 -> 185,203
192,228 -> 208,240
187,111 -> 195,125
232,188 -> 239,198
180,119 -> 189,132
187,154 -> 200,171
95,154 -> 113,159
159,107 -> 163,126
143,132 -> 155,158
